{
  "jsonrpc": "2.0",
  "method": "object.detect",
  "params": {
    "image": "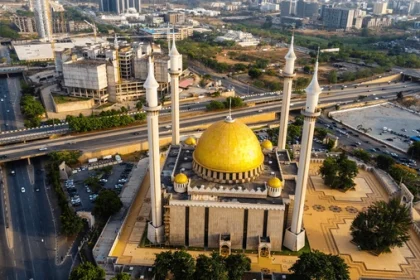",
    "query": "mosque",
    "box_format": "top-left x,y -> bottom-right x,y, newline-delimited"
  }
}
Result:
143,34 -> 322,253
